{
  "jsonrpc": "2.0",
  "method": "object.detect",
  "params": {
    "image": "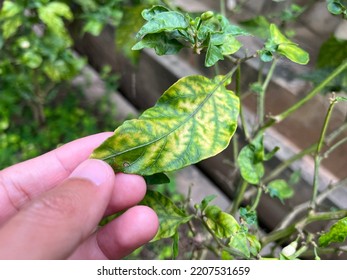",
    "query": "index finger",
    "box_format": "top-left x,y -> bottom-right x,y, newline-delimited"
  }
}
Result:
0,132 -> 113,222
